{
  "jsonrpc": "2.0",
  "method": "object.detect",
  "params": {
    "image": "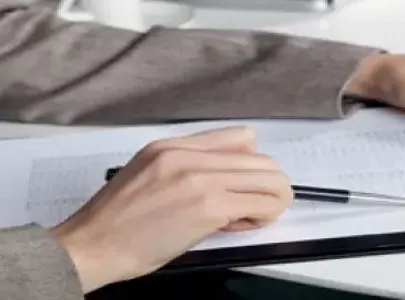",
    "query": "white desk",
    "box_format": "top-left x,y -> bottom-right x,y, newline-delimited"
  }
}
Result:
5,0 -> 405,298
